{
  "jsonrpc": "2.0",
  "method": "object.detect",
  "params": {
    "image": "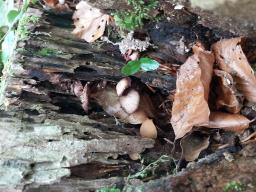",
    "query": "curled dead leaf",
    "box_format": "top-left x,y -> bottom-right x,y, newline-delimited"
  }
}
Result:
207,112 -> 251,132
212,37 -> 256,102
171,46 -> 214,139
72,1 -> 109,43
214,69 -> 243,113
180,132 -> 210,161
193,43 -> 215,101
